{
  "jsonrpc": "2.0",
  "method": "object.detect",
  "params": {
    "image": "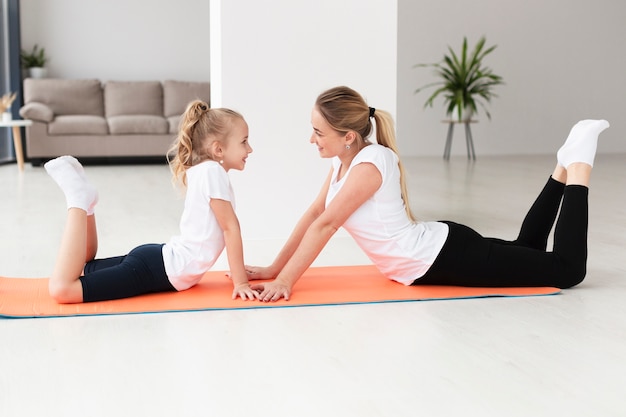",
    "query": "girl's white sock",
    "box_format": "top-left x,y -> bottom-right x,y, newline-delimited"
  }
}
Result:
557,119 -> 610,168
44,156 -> 98,214
60,156 -> 99,215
